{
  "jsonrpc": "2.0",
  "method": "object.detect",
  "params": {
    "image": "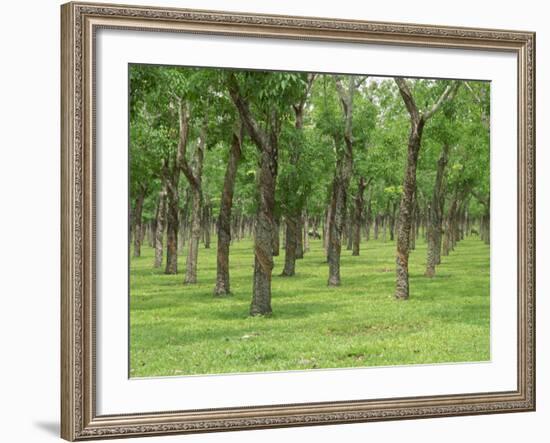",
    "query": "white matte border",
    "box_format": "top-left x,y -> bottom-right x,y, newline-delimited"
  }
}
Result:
96,29 -> 517,415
